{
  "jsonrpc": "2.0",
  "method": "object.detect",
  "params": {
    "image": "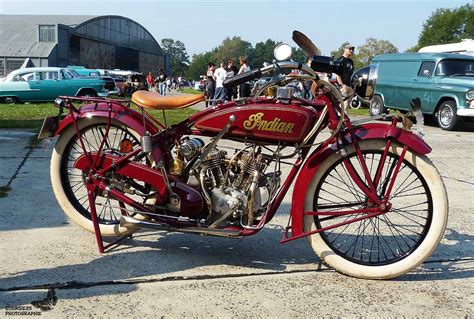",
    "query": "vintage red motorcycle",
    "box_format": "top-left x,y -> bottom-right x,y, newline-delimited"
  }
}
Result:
39,32 -> 448,279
